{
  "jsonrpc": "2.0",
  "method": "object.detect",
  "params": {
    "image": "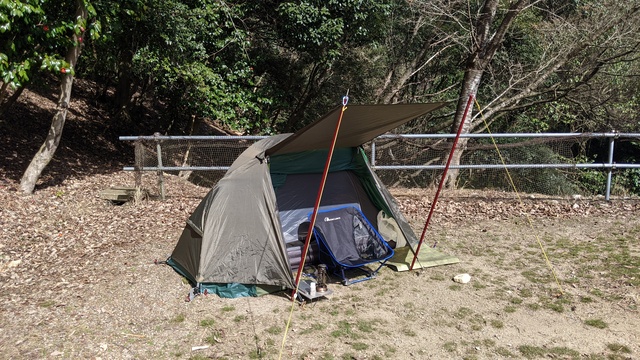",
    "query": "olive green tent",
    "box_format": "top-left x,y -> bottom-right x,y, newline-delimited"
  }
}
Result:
168,103 -> 447,298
